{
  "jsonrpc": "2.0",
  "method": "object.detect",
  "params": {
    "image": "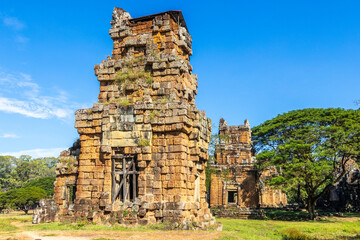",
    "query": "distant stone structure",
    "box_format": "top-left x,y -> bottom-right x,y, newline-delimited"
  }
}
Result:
35,8 -> 218,229
317,160 -> 360,212
209,118 -> 287,218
